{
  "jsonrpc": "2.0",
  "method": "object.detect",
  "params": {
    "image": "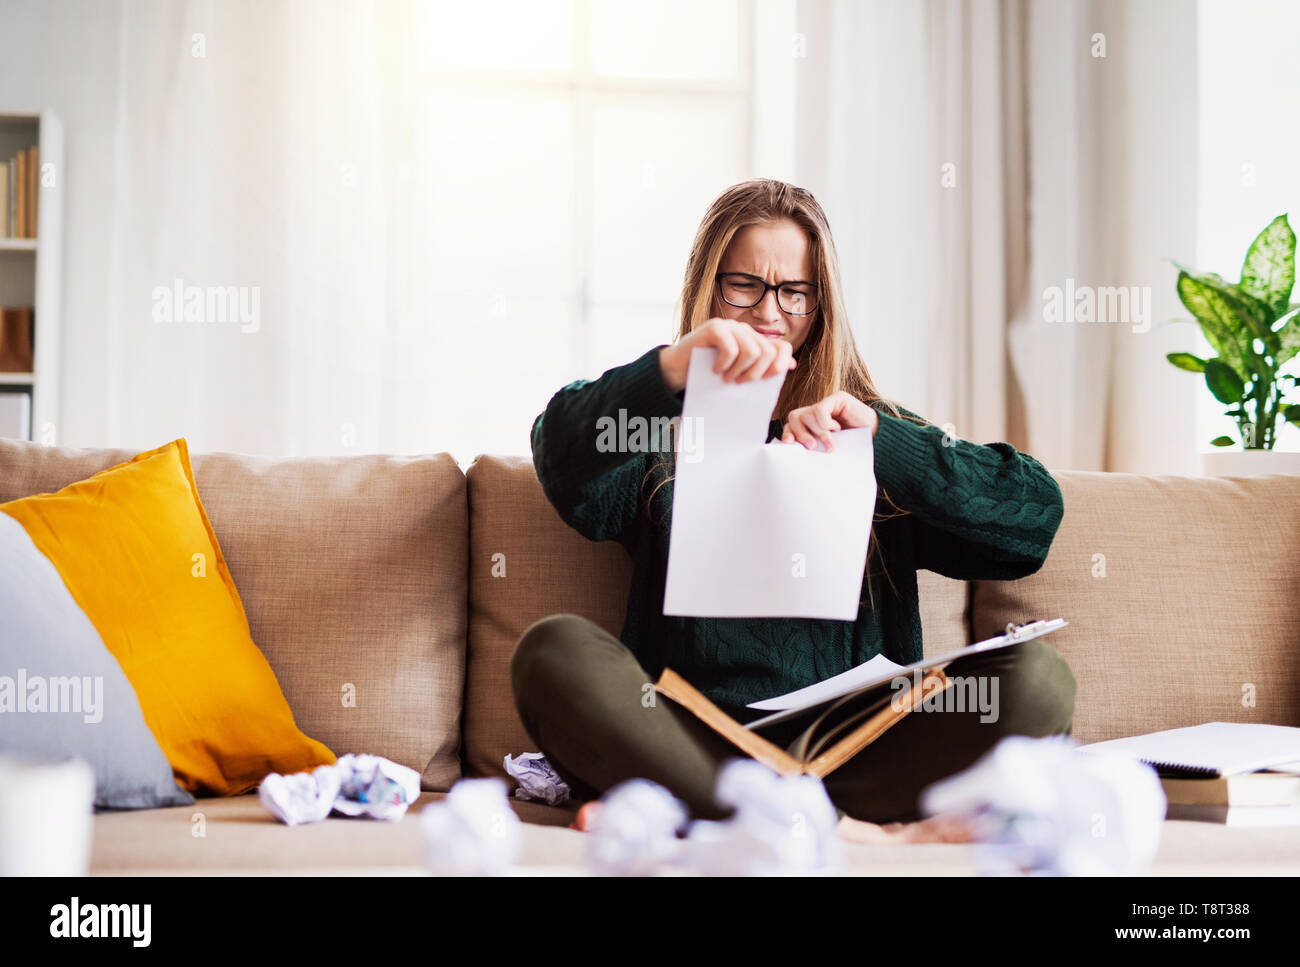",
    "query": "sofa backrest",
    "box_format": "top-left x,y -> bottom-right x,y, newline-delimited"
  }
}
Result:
8,436 -> 1296,791
972,468 -> 1300,743
0,438 -> 467,790
462,454 -> 971,782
